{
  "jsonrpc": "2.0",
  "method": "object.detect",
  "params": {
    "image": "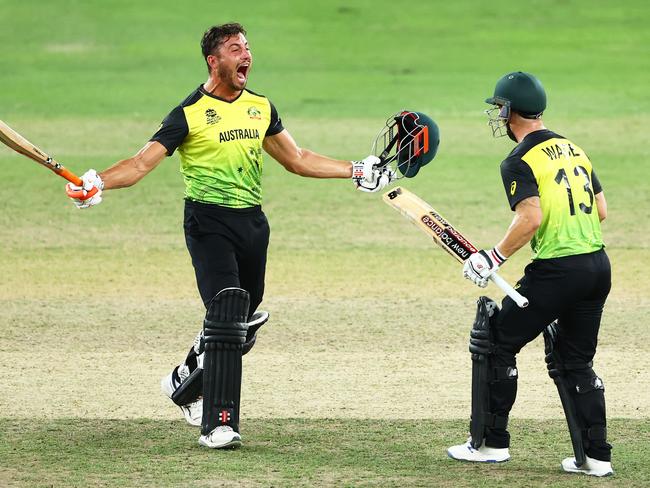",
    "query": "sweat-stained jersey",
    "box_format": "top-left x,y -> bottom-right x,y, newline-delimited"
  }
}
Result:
500,129 -> 604,260
150,85 -> 284,208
